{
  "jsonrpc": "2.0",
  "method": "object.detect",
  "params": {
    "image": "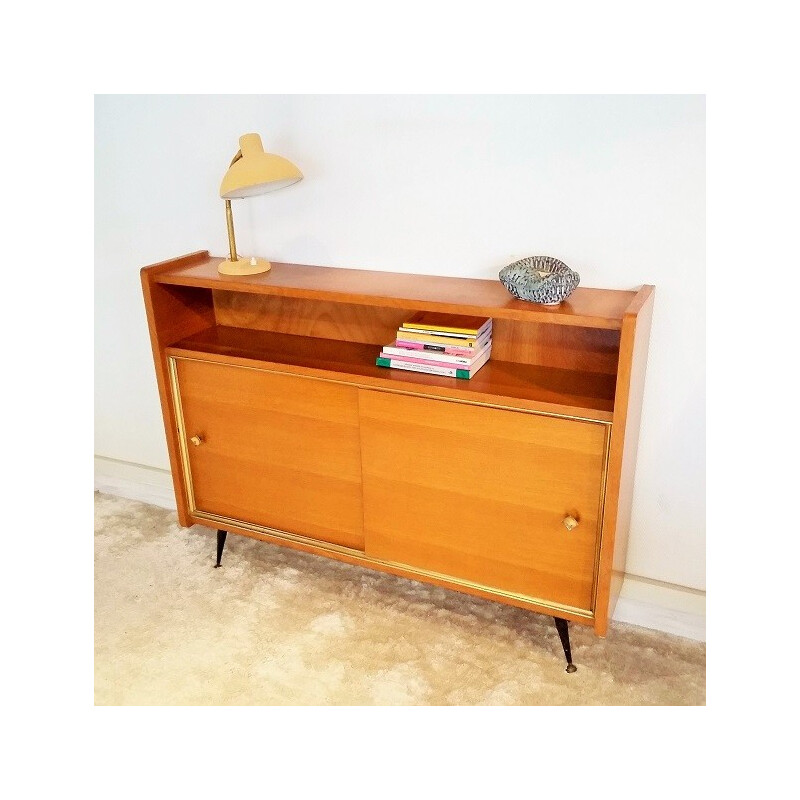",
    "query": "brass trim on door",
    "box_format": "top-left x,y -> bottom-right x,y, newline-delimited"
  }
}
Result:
168,356 -> 198,514
189,507 -> 595,620
590,425 -> 613,612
